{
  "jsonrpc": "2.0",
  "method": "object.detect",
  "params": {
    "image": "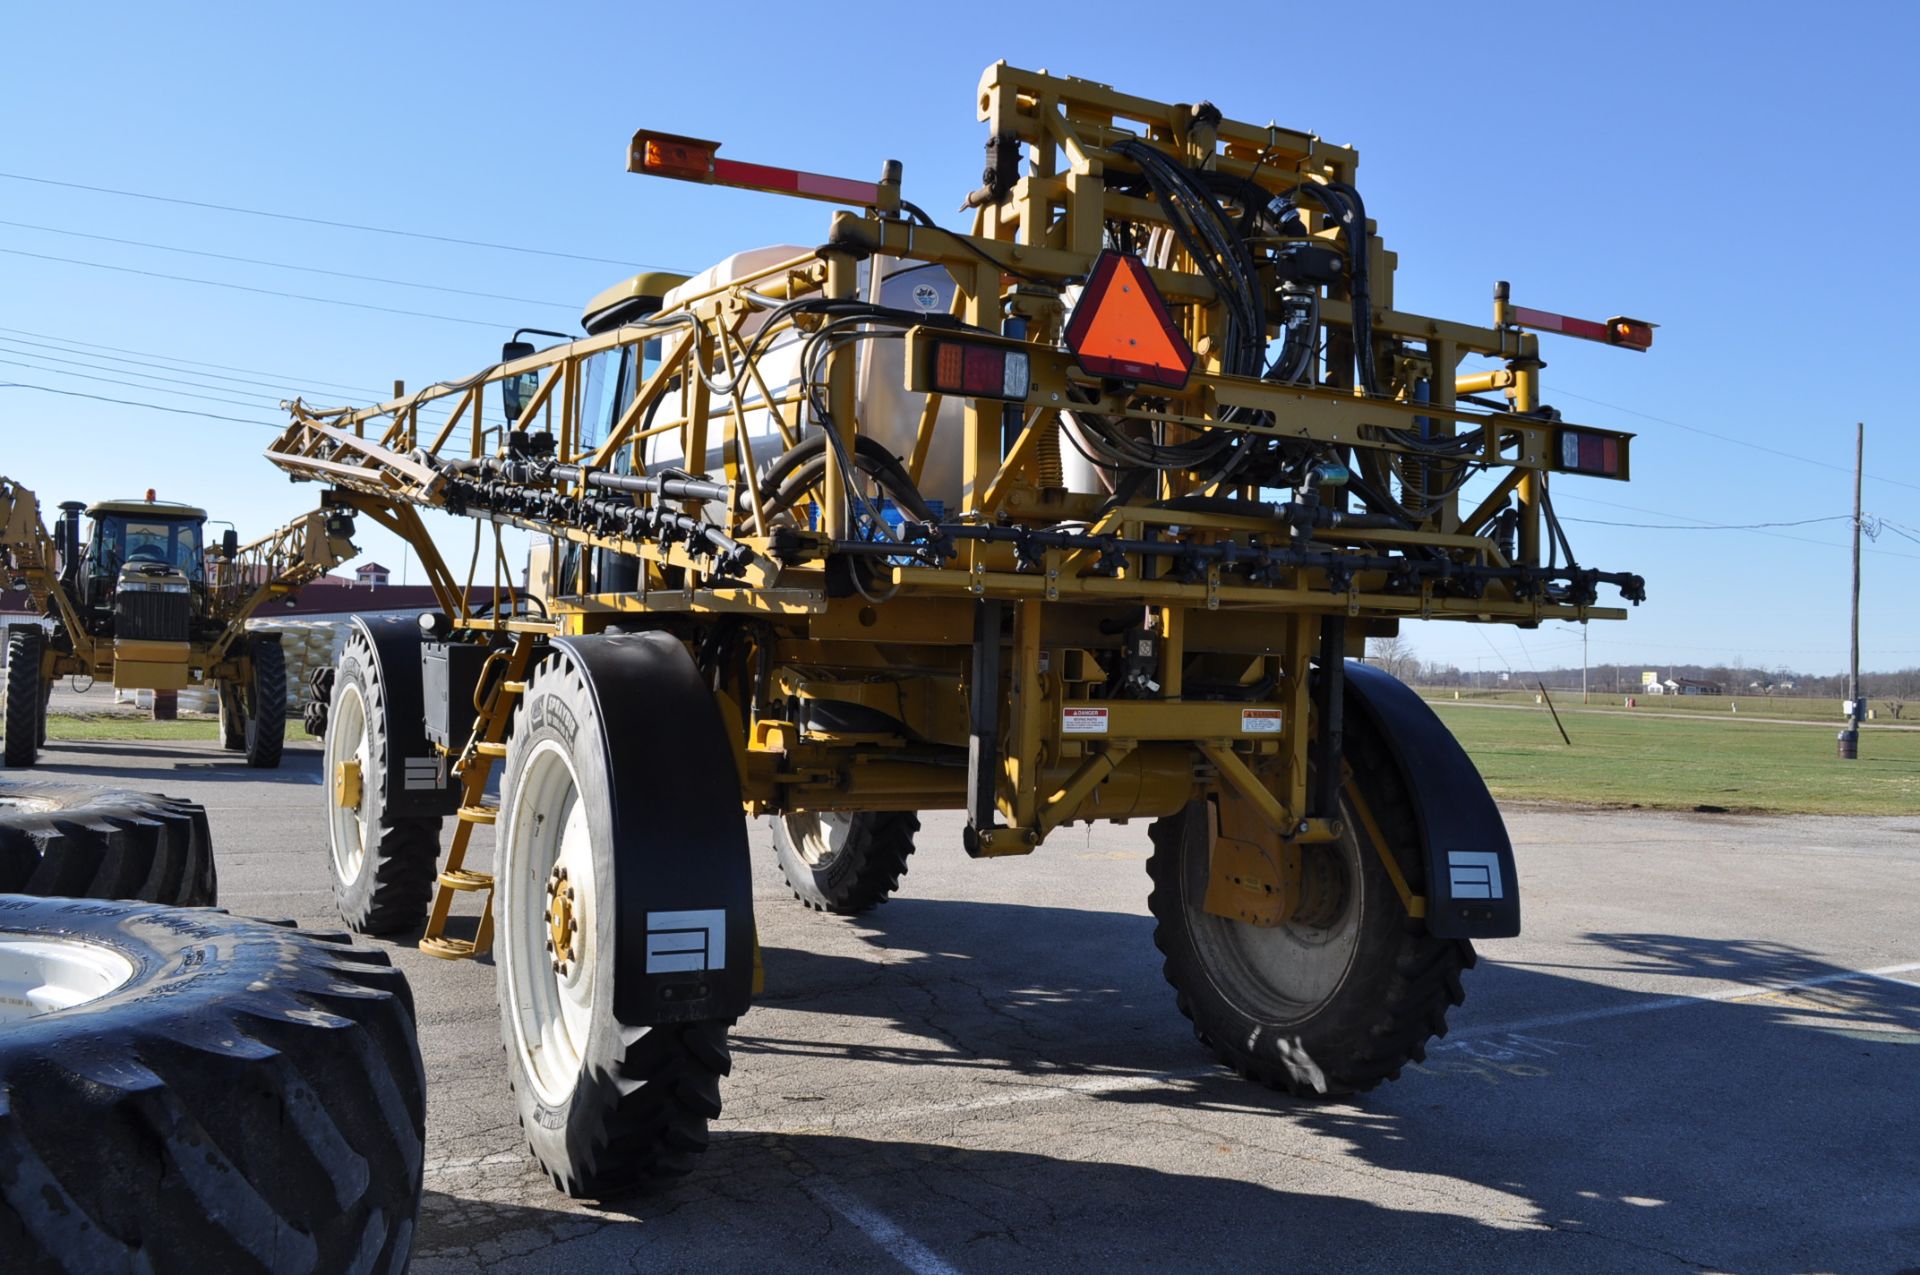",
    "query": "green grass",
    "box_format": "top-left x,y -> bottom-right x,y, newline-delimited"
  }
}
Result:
1433,701 -> 1920,815
1416,686 -> 1889,723
45,716 -> 220,742
44,715 -> 319,742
